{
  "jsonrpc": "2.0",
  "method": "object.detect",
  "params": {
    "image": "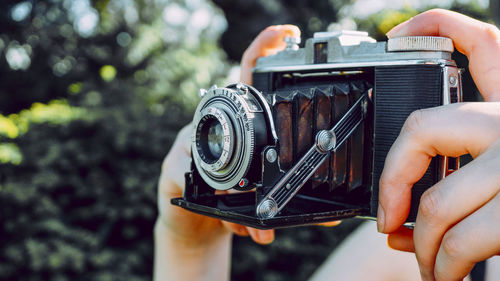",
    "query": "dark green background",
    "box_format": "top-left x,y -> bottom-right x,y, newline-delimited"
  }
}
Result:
0,0 -> 495,280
